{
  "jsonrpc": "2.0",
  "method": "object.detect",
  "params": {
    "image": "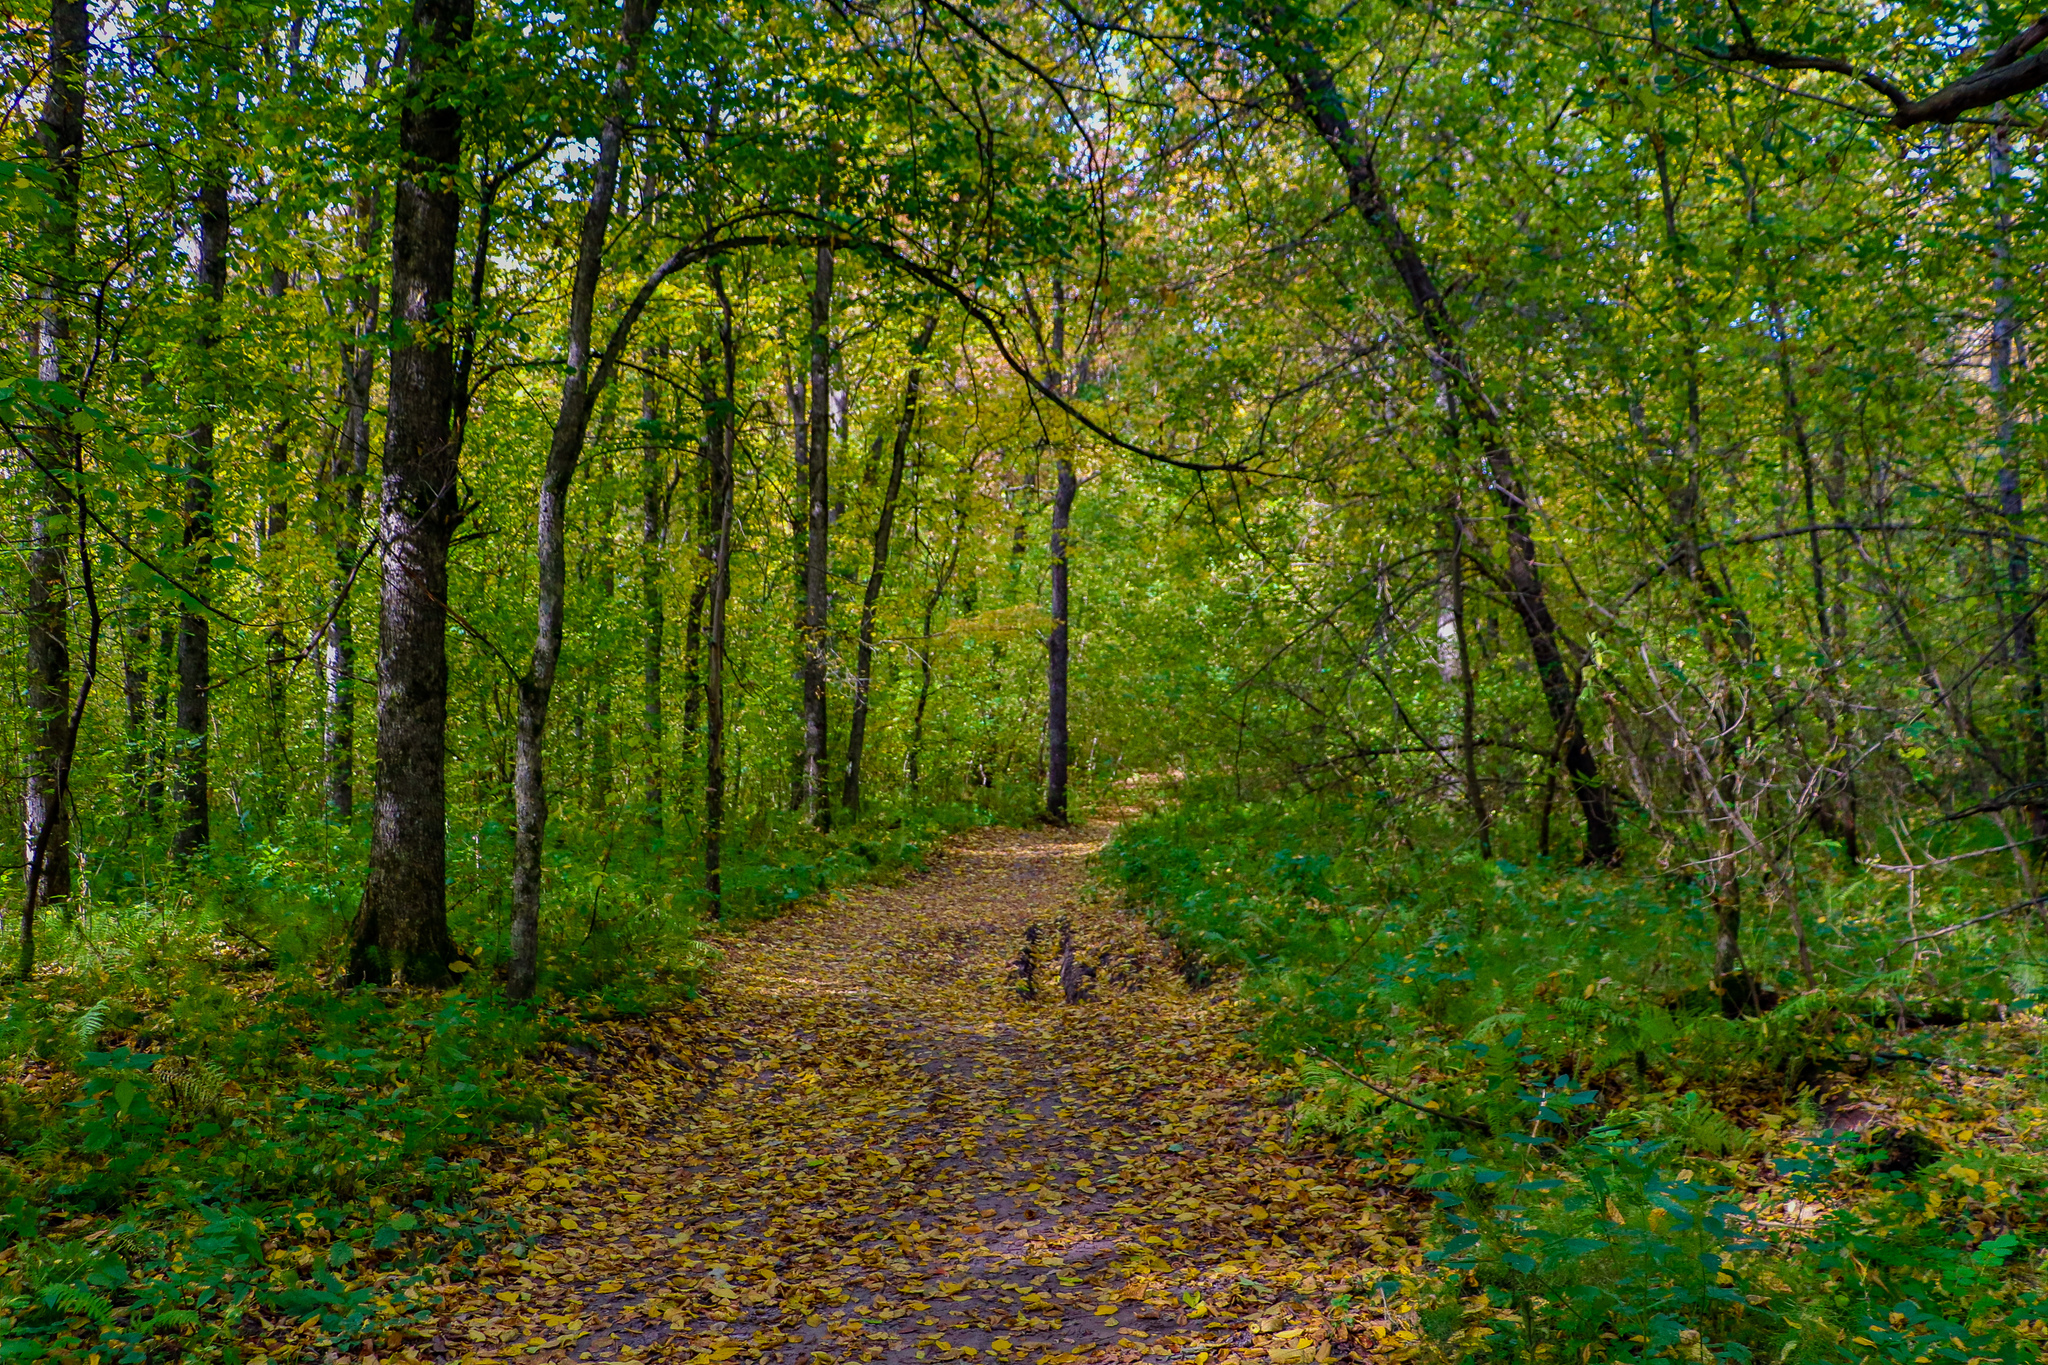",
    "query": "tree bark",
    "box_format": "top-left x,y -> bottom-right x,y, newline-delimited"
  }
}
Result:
120,554 -> 151,819
910,462 -> 974,795
681,340 -> 713,813
24,0 -> 87,909
507,0 -> 658,1000
262,266 -> 292,830
641,344 -> 667,840
324,171 -> 382,823
843,315 -> 937,818
591,467 -> 616,813
1987,121 -> 2046,844
1045,455 -> 1077,824
785,350 -> 808,813
171,160 -> 230,863
1268,29 -> 1620,864
704,260 -> 738,919
800,236 -> 835,829
1449,514 -> 1491,856
348,0 -> 477,987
